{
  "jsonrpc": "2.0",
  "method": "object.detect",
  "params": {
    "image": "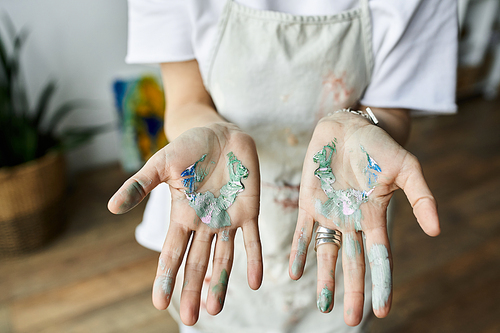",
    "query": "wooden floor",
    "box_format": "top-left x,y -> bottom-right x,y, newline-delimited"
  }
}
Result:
1,96 -> 499,333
